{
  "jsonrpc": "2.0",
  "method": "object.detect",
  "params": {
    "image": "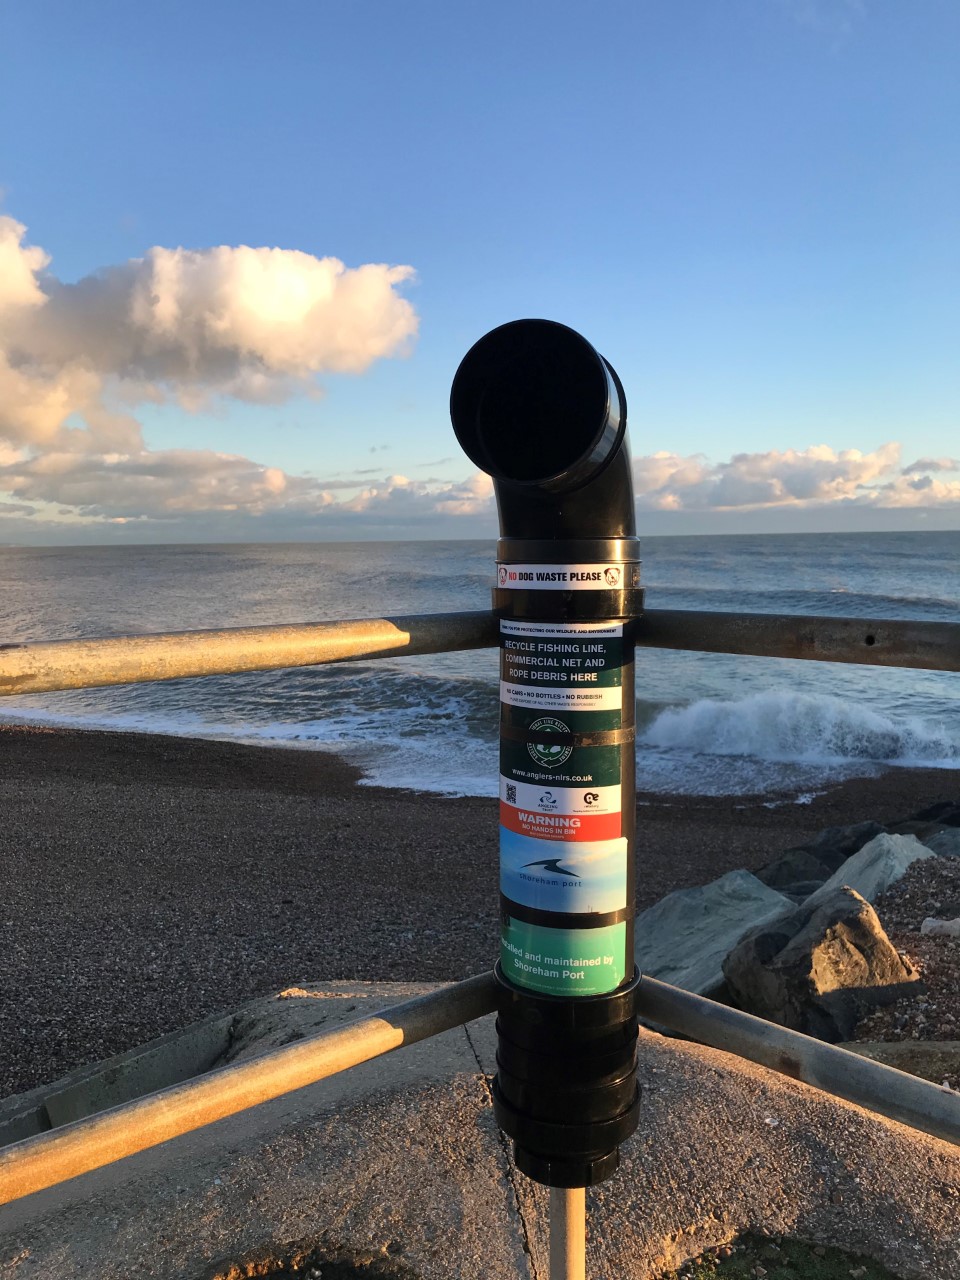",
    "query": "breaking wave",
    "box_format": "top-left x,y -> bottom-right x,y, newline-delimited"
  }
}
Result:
641,690 -> 960,769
